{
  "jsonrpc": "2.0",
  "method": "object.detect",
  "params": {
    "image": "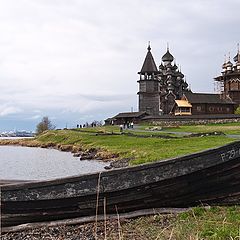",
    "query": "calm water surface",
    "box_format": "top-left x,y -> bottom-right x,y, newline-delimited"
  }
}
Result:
0,145 -> 108,180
